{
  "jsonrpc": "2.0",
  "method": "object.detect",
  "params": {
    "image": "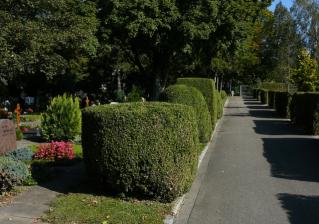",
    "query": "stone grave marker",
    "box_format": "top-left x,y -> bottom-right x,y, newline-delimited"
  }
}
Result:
0,119 -> 16,155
